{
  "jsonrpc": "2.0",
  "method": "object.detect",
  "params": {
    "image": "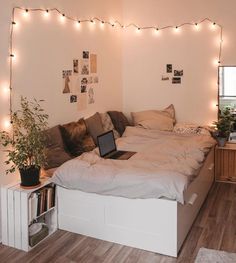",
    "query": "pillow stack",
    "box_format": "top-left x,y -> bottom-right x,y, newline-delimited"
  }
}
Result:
43,111 -> 131,170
